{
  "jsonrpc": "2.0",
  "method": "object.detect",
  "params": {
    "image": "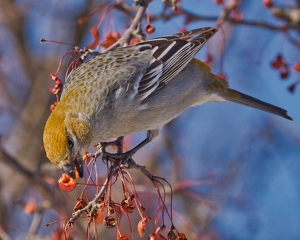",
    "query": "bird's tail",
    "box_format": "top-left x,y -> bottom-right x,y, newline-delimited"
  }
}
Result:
223,89 -> 292,120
